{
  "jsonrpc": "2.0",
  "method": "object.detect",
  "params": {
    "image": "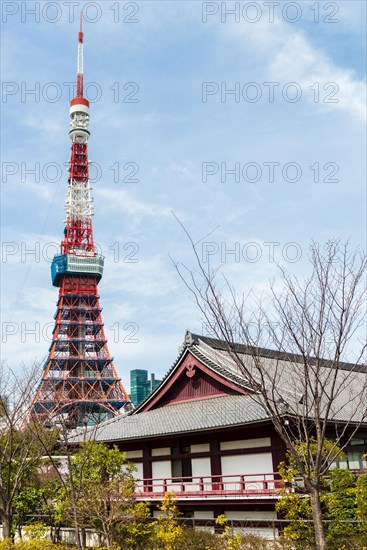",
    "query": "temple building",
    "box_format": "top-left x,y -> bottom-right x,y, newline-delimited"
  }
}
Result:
75,331 -> 367,532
